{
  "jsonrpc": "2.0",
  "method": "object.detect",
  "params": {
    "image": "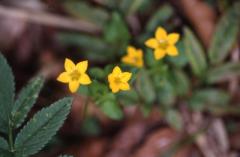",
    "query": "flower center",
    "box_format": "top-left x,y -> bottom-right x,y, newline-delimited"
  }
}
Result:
133,56 -> 139,63
158,39 -> 168,49
70,70 -> 81,81
114,77 -> 122,84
